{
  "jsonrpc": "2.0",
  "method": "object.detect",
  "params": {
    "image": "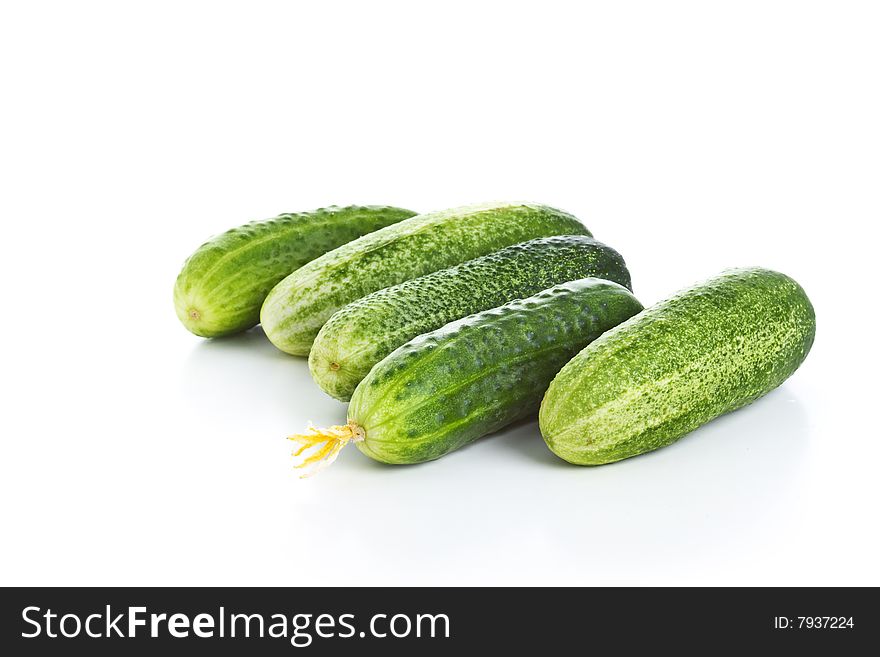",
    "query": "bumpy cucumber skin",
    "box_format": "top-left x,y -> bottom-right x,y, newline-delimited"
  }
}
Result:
539,268 -> 816,466
173,205 -> 417,337
347,279 -> 643,465
310,235 -> 632,401
260,202 -> 591,356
